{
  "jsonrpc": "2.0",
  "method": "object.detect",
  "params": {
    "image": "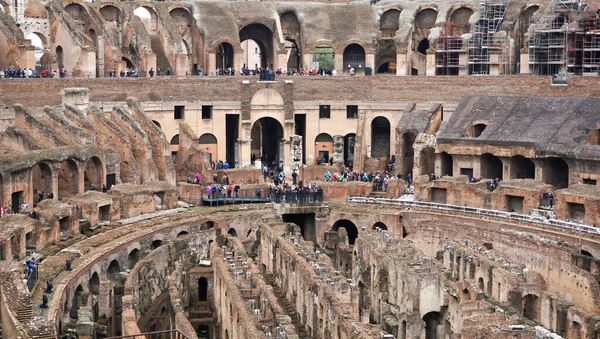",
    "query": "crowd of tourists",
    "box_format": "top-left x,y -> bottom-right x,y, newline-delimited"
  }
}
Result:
0,67 -> 66,78
323,168 -> 410,192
